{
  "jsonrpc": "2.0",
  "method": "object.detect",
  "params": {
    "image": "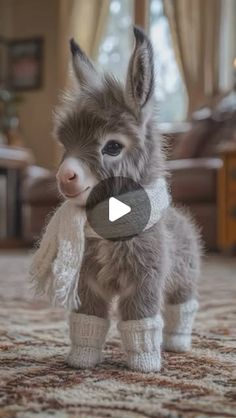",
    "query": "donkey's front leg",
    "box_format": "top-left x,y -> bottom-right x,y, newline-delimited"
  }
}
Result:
67,282 -> 109,369
118,280 -> 163,373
